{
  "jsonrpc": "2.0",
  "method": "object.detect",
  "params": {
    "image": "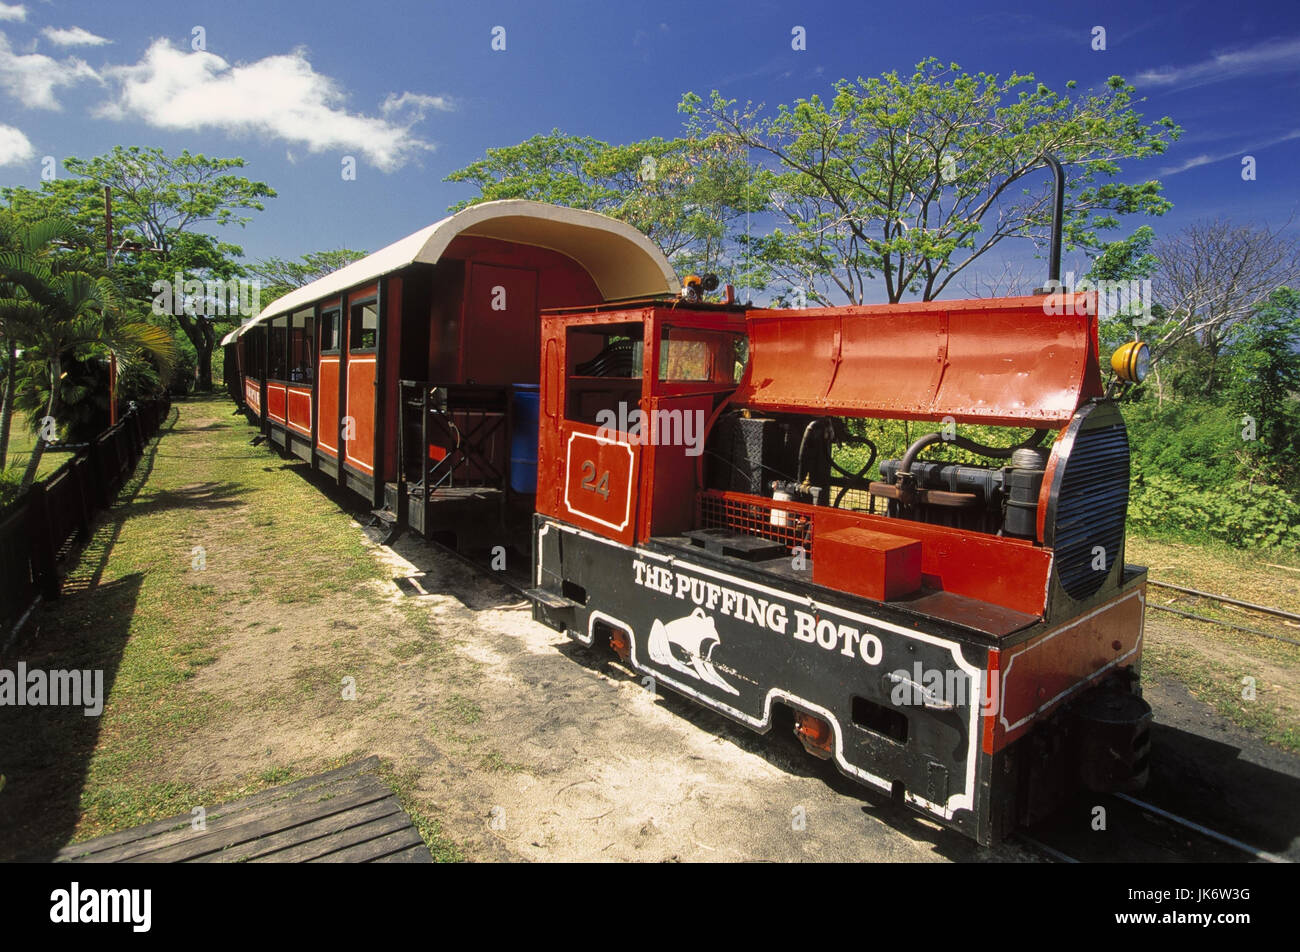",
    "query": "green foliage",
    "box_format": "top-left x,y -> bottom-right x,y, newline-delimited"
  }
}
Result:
1089,224 -> 1163,353
248,249 -> 368,307
0,210 -> 178,488
2,147 -> 276,391
0,464 -> 22,508
1124,397 -> 1300,550
1128,473 -> 1300,550
1125,399 -> 1244,487
682,59 -> 1179,303
1227,286 -> 1300,479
